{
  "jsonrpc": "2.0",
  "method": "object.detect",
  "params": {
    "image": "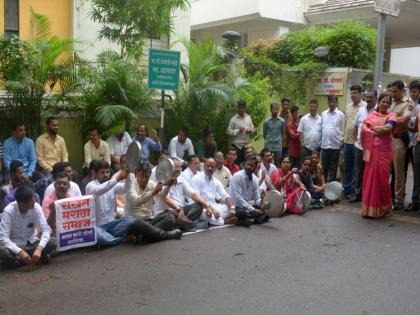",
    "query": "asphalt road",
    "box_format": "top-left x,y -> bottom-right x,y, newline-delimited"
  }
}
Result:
1,206 -> 420,315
